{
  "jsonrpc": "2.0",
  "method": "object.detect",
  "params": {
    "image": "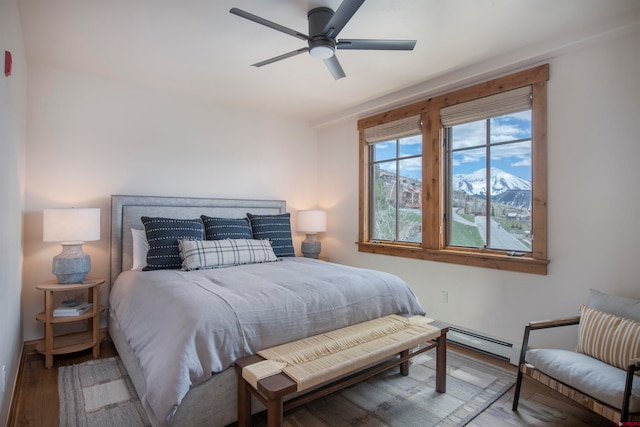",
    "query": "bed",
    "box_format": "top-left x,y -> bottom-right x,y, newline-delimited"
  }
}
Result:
108,195 -> 426,426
